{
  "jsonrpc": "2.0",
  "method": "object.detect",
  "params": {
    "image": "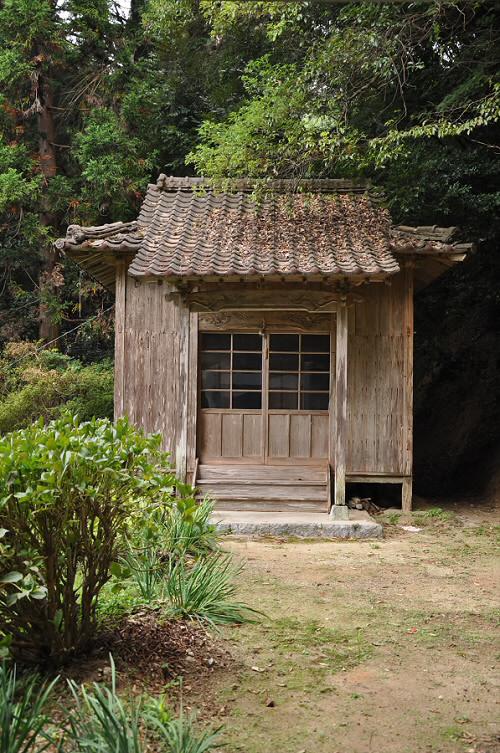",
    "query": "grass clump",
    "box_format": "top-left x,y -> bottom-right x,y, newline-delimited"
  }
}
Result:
67,658 -> 221,753
146,697 -> 222,753
0,662 -> 58,753
165,553 -> 259,627
108,496 -> 257,629
0,657 -> 221,753
67,659 -> 142,753
162,499 -> 219,559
